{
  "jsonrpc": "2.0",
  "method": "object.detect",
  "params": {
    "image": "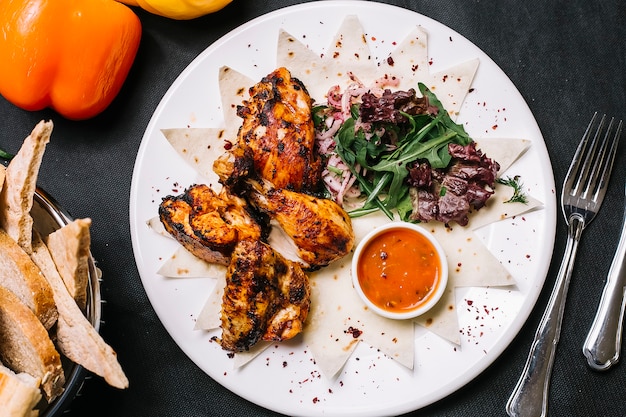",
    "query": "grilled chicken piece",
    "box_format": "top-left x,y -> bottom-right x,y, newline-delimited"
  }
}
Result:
246,178 -> 355,269
159,184 -> 266,265
213,141 -> 254,191
219,239 -> 310,352
218,67 -> 323,192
